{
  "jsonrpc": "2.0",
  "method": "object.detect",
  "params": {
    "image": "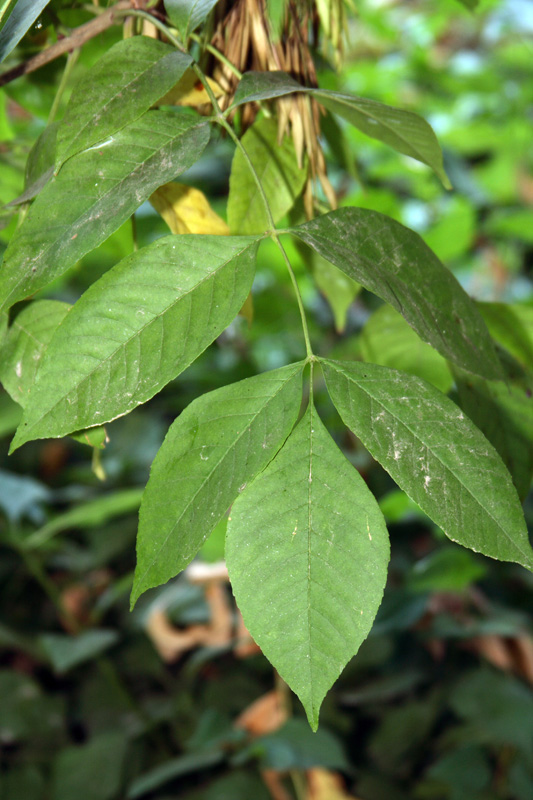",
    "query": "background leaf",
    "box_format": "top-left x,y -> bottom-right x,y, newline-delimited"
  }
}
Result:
56,37 -> 192,168
11,235 -> 259,450
226,403 -> 390,729
228,117 -> 307,235
321,358 -> 533,570
0,112 -> 210,312
164,0 -> 221,41
359,304 -> 453,393
289,208 -> 502,380
0,0 -> 51,64
132,363 -> 304,605
232,71 -> 449,185
150,182 -> 228,235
